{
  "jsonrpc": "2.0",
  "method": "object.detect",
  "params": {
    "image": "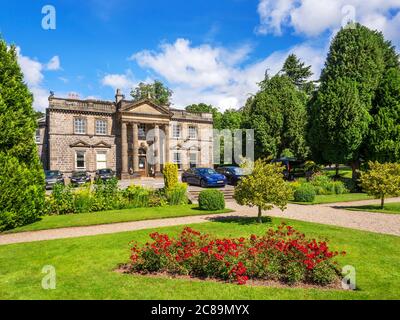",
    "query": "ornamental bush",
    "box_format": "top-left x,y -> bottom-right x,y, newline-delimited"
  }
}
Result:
127,224 -> 345,286
166,182 -> 188,205
0,154 -> 45,231
294,183 -> 316,203
163,163 -> 179,190
198,189 -> 225,211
